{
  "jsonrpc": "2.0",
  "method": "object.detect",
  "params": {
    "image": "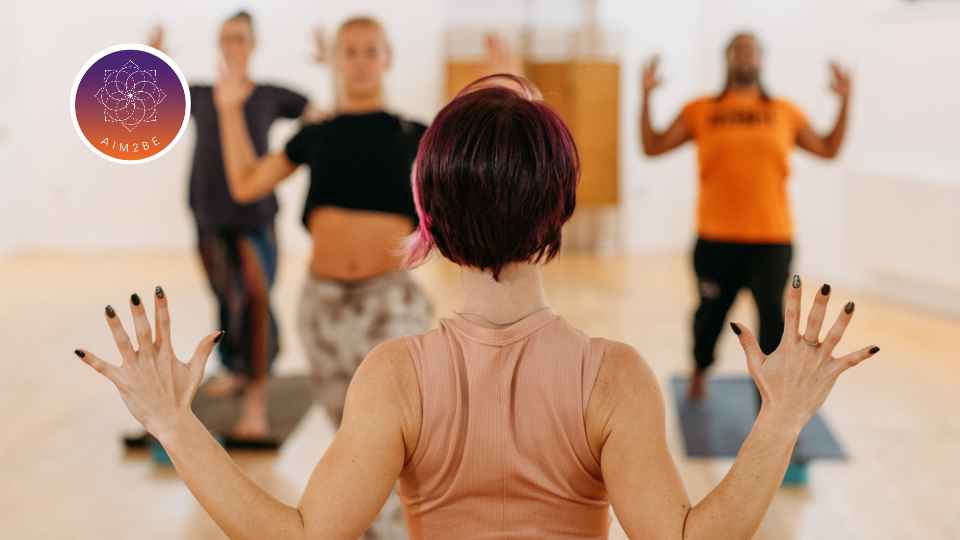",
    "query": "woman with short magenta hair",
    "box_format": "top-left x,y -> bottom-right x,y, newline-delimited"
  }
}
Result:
76,74 -> 879,539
